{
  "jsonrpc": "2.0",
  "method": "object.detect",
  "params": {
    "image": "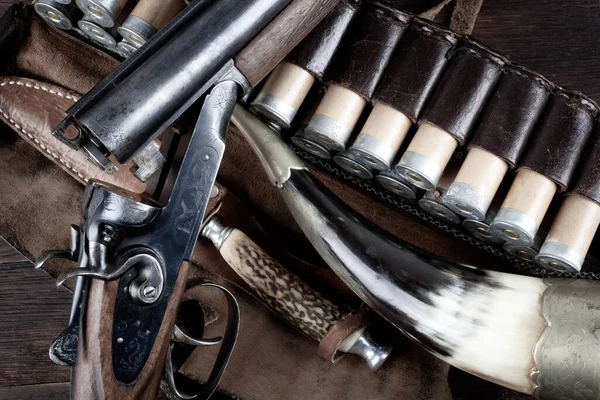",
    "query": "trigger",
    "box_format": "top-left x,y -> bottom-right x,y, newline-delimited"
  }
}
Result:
35,225 -> 80,270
